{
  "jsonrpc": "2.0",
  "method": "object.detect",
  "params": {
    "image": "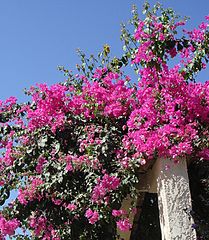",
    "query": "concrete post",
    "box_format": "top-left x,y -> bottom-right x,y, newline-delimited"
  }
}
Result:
155,158 -> 196,240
